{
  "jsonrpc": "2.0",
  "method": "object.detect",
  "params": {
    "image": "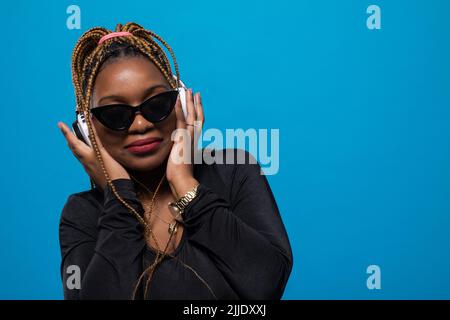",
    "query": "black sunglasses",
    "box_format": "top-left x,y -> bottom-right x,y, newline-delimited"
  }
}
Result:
90,90 -> 179,131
